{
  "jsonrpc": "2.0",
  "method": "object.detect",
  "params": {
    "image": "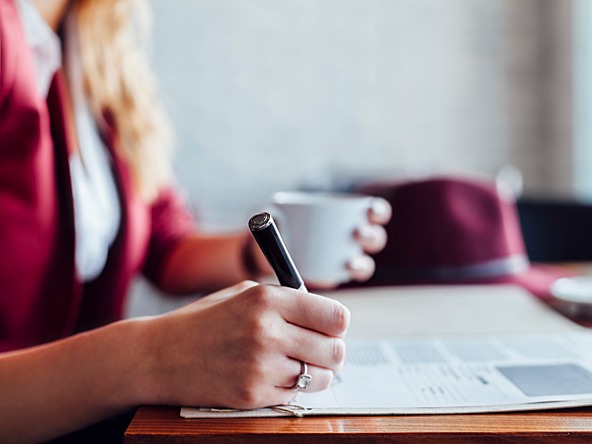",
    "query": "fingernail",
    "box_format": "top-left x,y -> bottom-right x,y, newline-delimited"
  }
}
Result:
356,225 -> 373,242
370,198 -> 392,223
347,256 -> 367,272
